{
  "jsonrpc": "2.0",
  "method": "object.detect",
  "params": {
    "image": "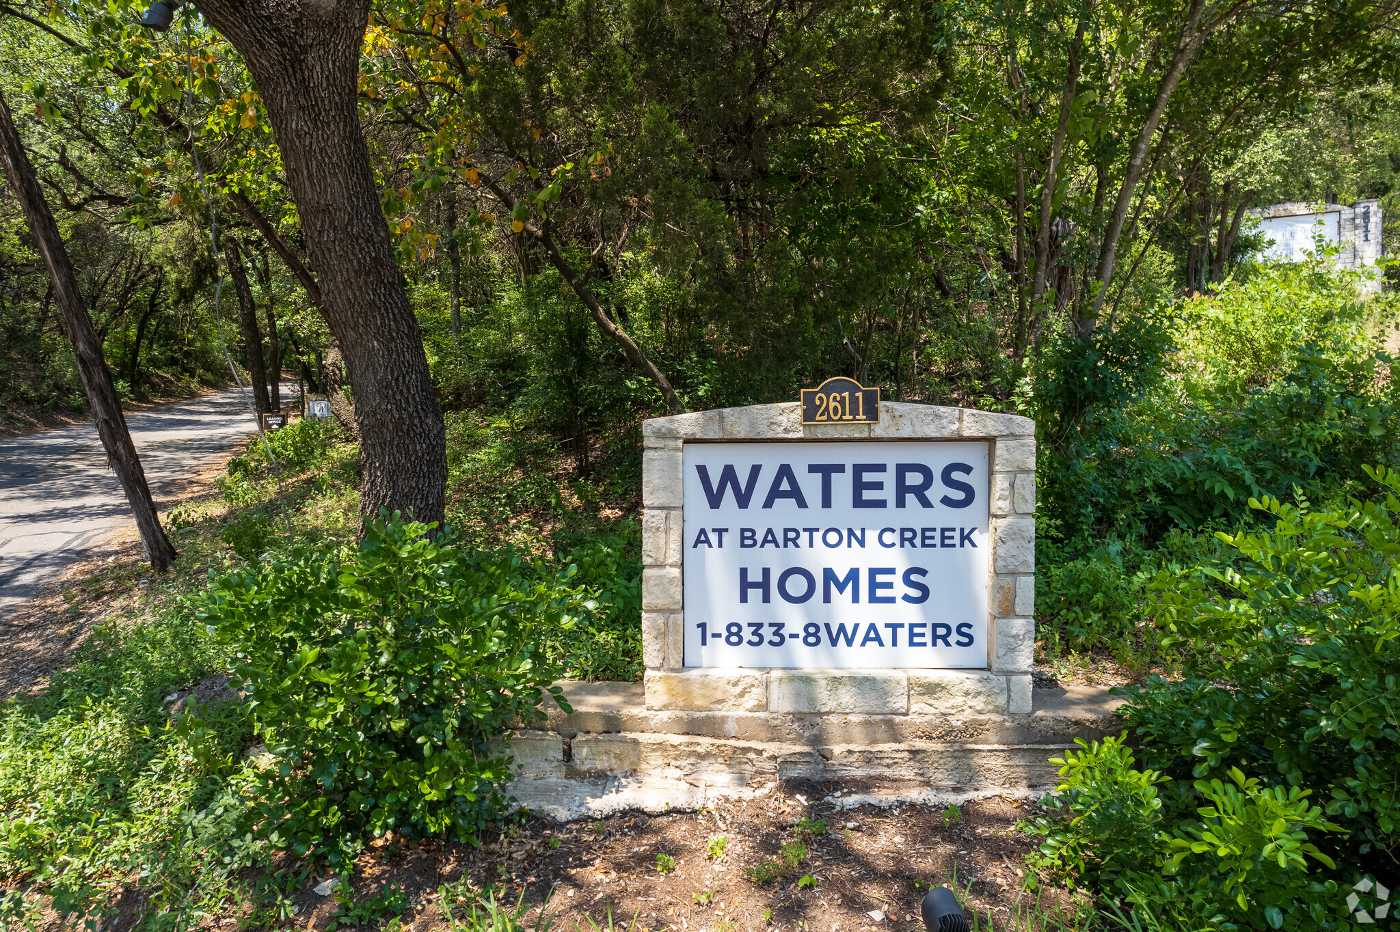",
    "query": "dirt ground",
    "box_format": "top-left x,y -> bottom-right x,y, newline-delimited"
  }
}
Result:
284,787 -> 1080,931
